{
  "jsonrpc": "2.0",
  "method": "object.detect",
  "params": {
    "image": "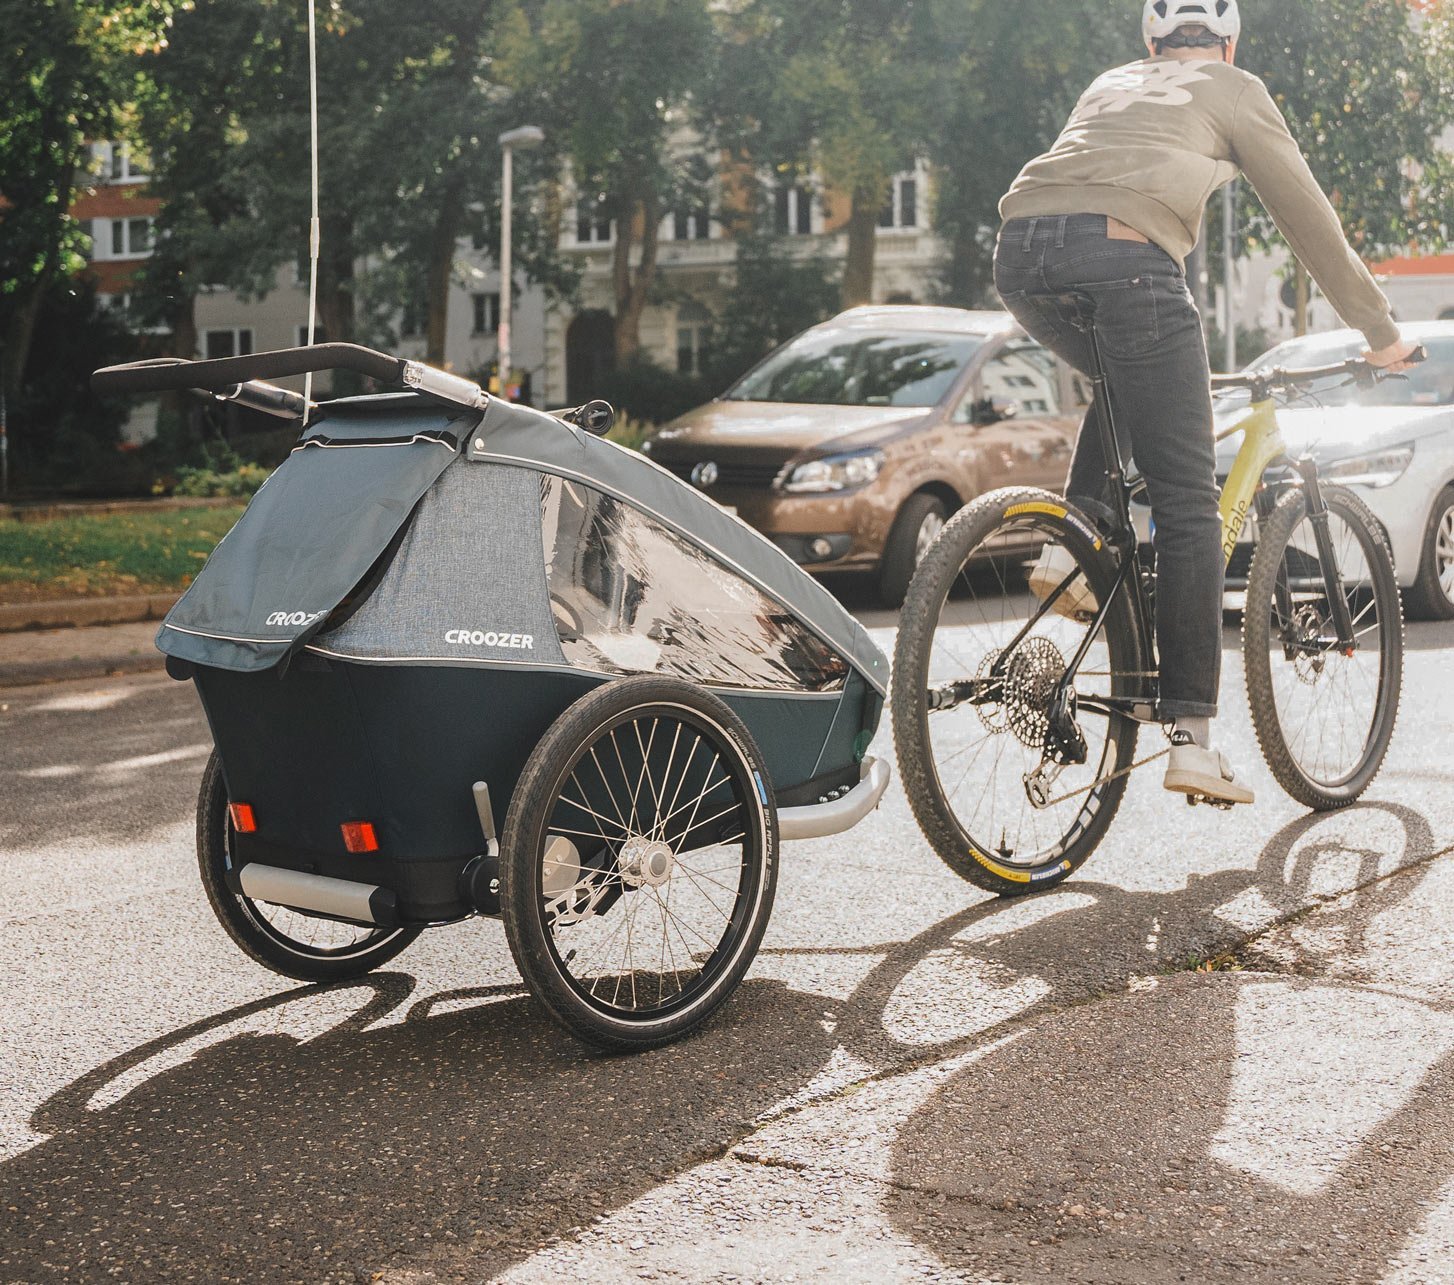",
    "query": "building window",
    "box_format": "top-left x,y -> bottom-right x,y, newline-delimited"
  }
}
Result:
879,172 -> 919,230
676,302 -> 711,376
95,142 -> 149,184
575,198 -> 613,244
296,324 -> 328,347
97,216 -> 155,260
671,208 -> 712,241
472,292 -> 500,336
773,185 -> 813,236
204,328 -> 254,360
